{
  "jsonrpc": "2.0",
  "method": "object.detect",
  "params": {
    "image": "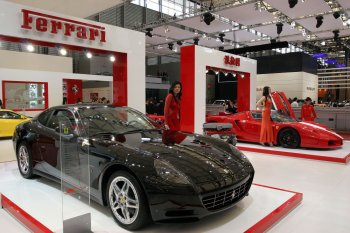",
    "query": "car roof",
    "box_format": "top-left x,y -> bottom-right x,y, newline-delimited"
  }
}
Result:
49,104 -> 125,110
